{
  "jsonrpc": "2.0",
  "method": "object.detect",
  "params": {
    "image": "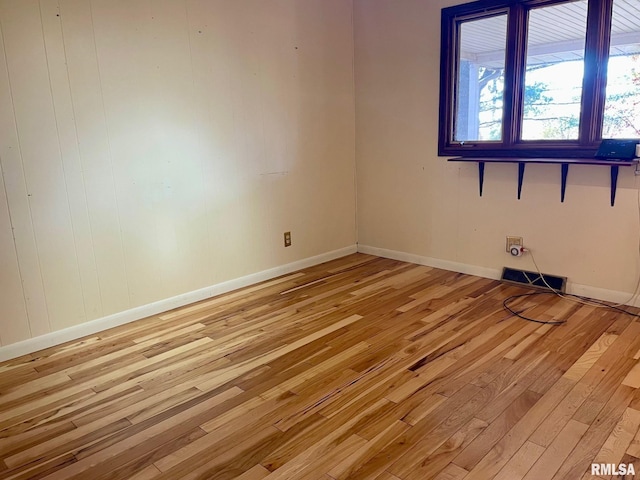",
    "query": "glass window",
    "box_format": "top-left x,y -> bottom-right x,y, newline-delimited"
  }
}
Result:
521,1 -> 588,140
455,15 -> 508,142
439,0 -> 631,158
603,0 -> 640,138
